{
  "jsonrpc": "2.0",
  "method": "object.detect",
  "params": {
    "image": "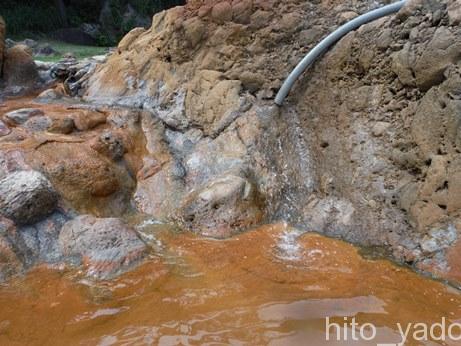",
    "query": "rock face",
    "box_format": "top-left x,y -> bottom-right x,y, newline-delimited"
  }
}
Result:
59,215 -> 147,278
0,171 -> 58,225
77,0 -> 461,285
